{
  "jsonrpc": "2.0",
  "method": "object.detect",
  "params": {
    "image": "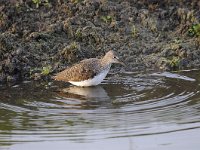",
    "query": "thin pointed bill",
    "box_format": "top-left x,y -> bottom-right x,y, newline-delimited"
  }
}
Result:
119,61 -> 126,66
117,60 -> 126,66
